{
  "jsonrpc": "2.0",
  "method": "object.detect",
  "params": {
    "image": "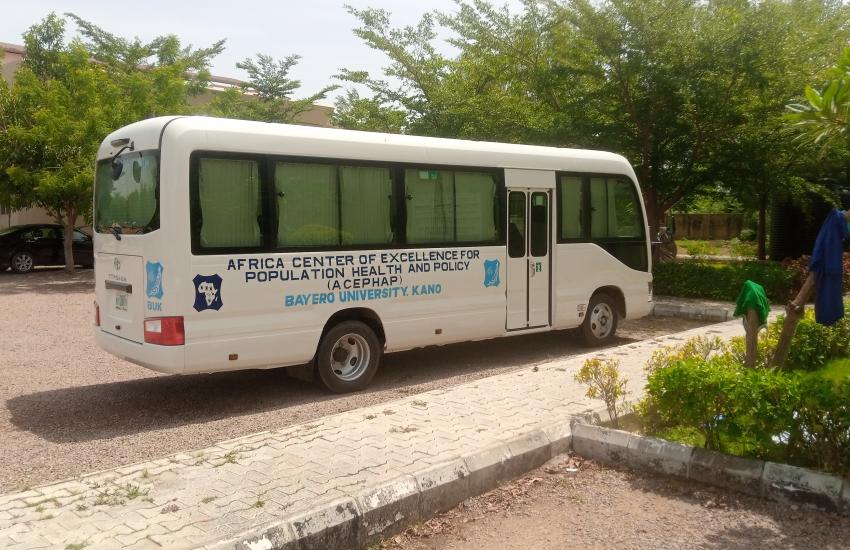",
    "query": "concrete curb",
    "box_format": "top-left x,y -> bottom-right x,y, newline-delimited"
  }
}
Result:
651,299 -> 734,322
570,421 -> 850,515
205,420 -> 573,550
